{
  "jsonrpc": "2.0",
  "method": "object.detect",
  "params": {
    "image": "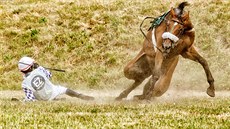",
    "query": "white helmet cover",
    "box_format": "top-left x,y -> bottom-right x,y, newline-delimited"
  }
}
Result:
18,56 -> 35,71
